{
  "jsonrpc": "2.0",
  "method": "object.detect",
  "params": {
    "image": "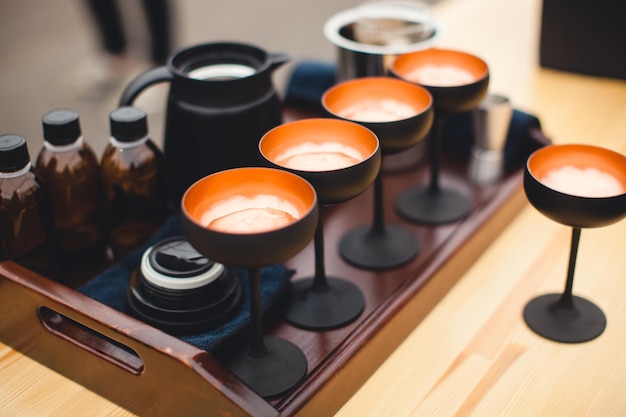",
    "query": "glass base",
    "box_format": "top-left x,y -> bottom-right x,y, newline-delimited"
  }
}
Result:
396,186 -> 471,225
339,224 -> 418,270
281,277 -> 365,330
523,293 -> 606,343
224,335 -> 307,398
